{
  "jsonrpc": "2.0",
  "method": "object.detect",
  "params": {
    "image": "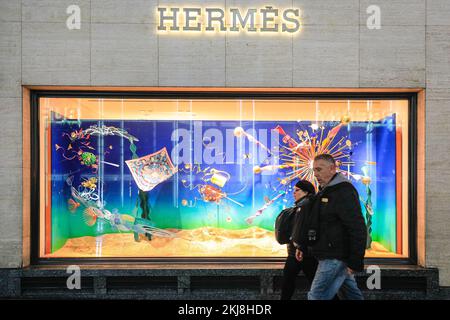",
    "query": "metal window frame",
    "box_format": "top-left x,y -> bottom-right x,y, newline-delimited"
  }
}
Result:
29,90 -> 418,266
